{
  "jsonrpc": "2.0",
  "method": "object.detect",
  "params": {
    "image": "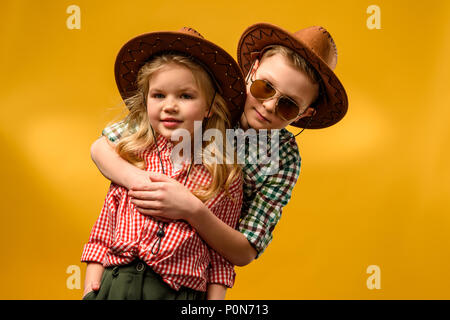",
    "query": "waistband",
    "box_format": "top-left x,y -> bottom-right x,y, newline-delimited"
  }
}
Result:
106,259 -> 206,295
107,259 -> 157,276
